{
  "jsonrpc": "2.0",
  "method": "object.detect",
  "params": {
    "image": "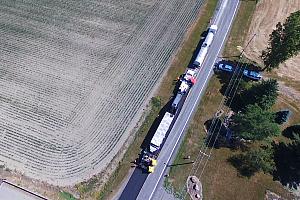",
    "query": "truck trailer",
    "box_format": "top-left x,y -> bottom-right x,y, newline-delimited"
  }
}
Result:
193,24 -> 218,67
139,112 -> 174,173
